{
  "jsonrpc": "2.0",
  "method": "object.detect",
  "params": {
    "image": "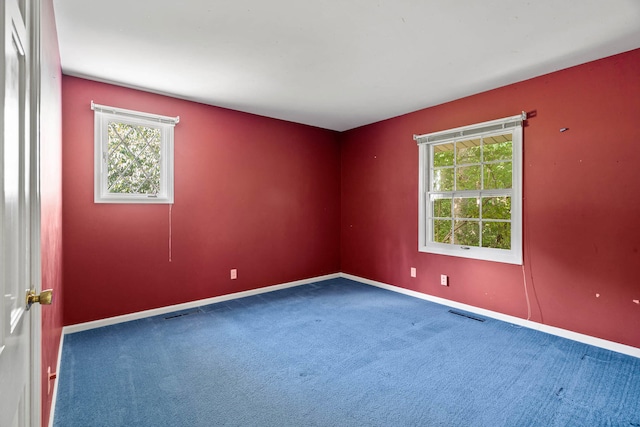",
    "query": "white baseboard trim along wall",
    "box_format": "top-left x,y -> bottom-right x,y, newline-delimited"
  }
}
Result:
62,273 -> 341,334
48,332 -> 65,427
340,273 -> 640,360
61,271 -> 640,356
